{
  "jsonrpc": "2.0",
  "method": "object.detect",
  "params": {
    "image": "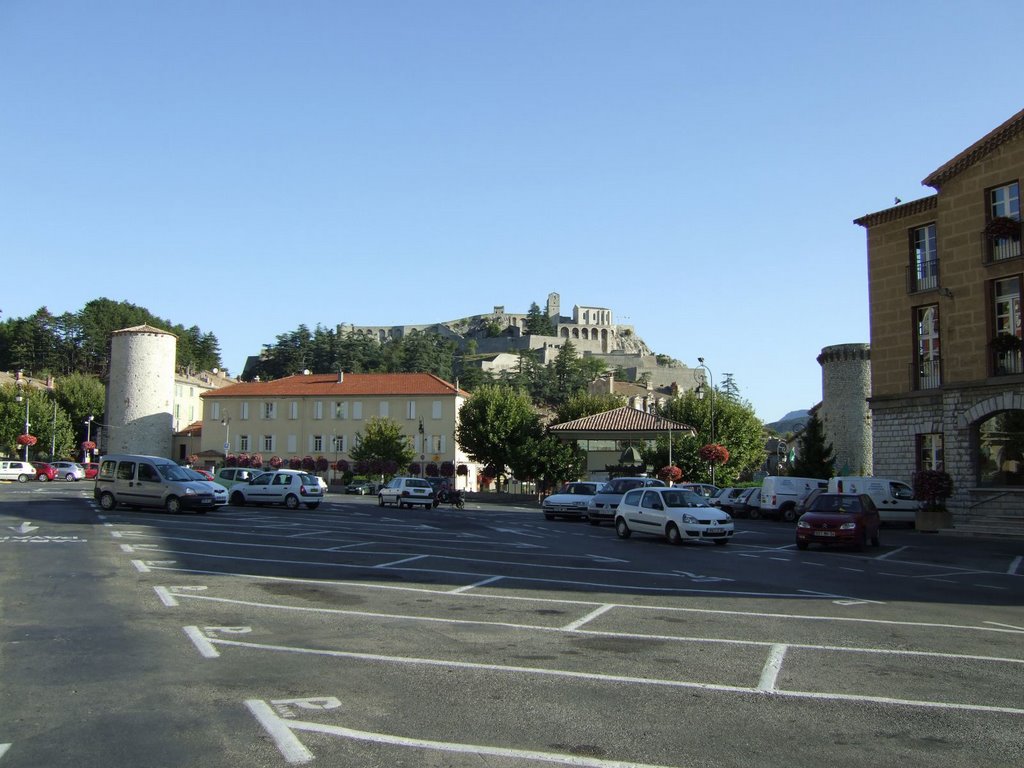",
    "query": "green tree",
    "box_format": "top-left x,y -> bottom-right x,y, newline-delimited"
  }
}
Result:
523,302 -> 556,336
53,373 -> 106,446
789,413 -> 835,479
513,432 -> 586,492
349,417 -> 415,476
456,384 -> 541,491
554,391 -> 625,423
650,390 -> 766,485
